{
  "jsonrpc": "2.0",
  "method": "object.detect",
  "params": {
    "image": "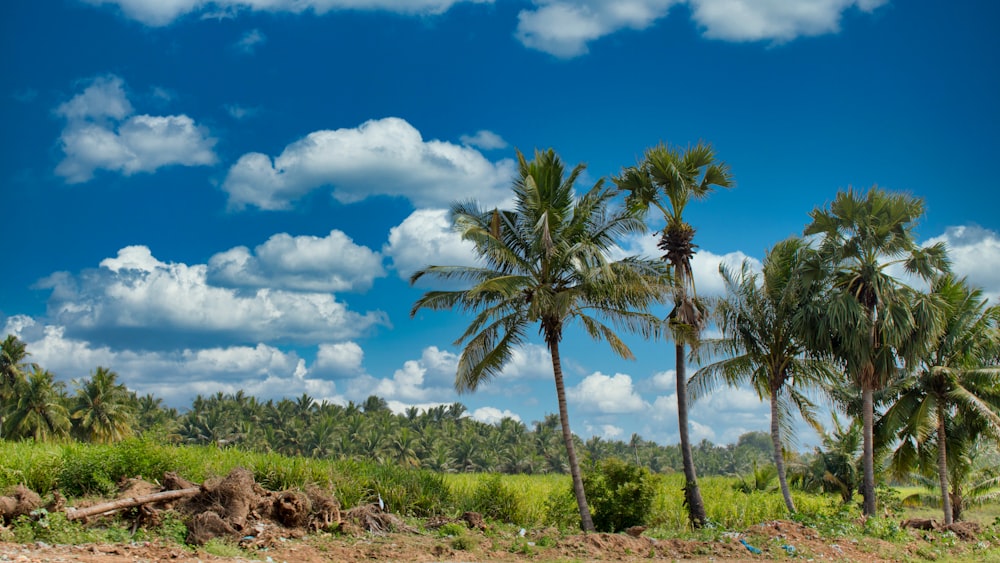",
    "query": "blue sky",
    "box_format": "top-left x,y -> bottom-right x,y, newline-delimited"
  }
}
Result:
2,0 -> 998,447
